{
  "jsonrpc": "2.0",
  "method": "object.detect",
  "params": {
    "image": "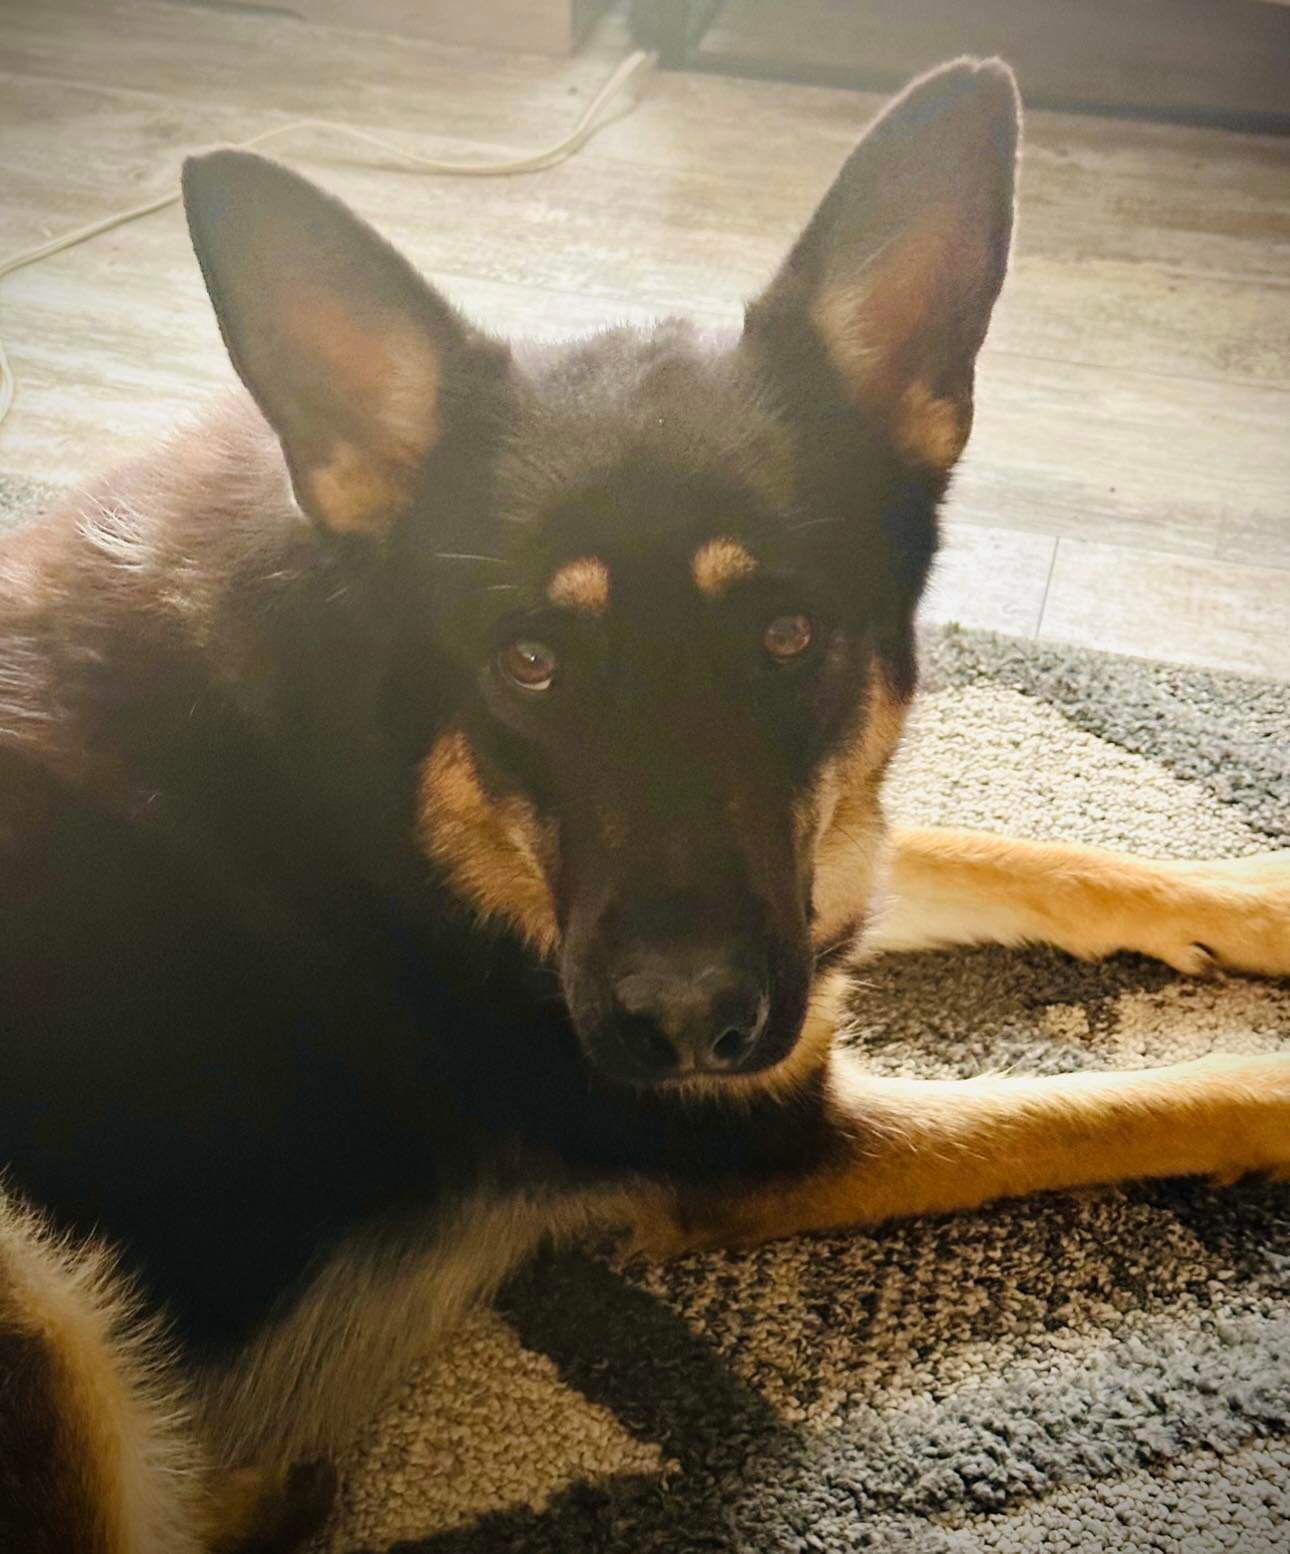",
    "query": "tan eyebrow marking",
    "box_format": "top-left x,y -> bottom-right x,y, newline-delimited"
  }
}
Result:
692,538 -> 759,597
546,556 -> 611,616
